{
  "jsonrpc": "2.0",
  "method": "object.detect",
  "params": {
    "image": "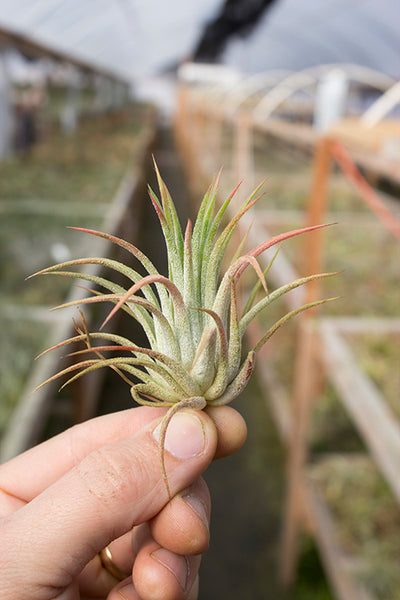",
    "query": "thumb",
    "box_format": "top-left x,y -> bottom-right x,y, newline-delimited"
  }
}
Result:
1,410 -> 217,596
